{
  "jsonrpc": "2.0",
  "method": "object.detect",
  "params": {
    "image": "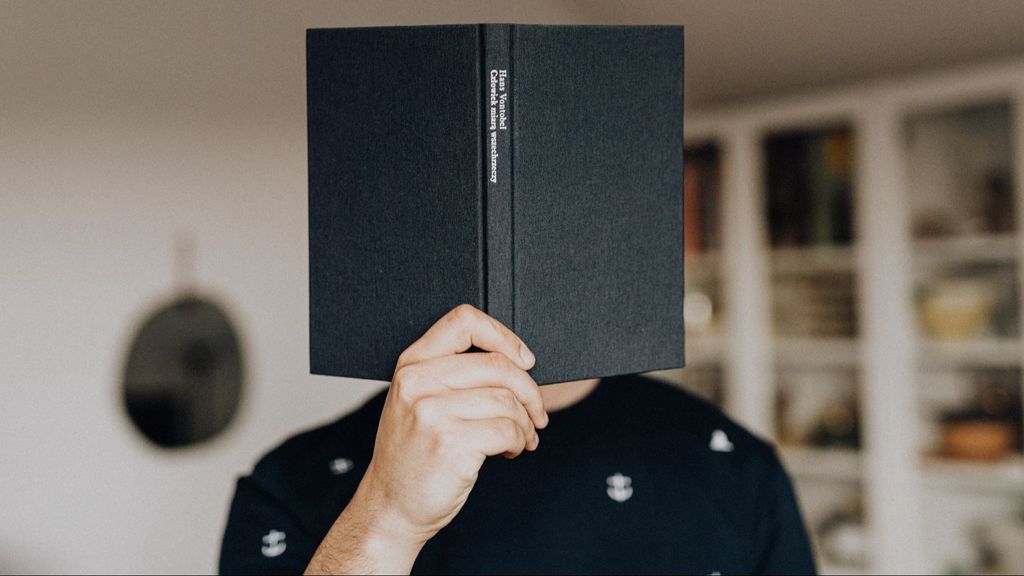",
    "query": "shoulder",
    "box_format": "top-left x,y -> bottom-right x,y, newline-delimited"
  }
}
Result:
219,389 -> 388,574
248,387 -> 387,495
618,373 -> 772,453
619,375 -> 805,561
614,373 -> 789,494
235,387 -> 387,533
